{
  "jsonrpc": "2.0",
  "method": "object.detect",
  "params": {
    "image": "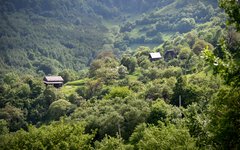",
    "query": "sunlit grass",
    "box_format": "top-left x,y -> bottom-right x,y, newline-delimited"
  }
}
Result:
60,85 -> 78,96
66,78 -> 89,86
